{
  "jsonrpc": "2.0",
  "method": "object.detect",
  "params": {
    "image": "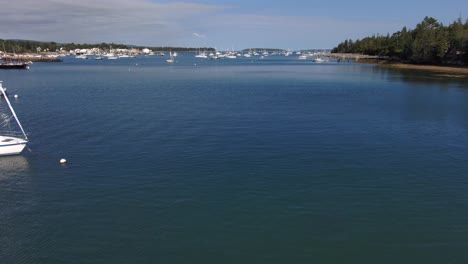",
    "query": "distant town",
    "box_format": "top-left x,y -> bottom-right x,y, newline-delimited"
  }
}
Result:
1,47 -> 333,63
0,39 -> 332,62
